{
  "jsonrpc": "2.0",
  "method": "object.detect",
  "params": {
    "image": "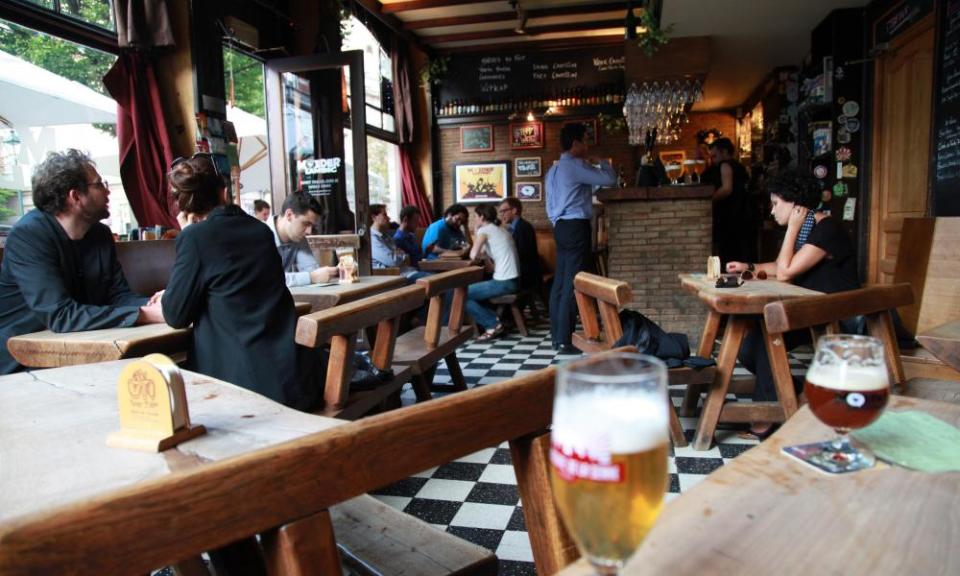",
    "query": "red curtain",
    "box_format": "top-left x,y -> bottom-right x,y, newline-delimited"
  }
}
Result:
104,51 -> 177,228
392,40 -> 434,225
